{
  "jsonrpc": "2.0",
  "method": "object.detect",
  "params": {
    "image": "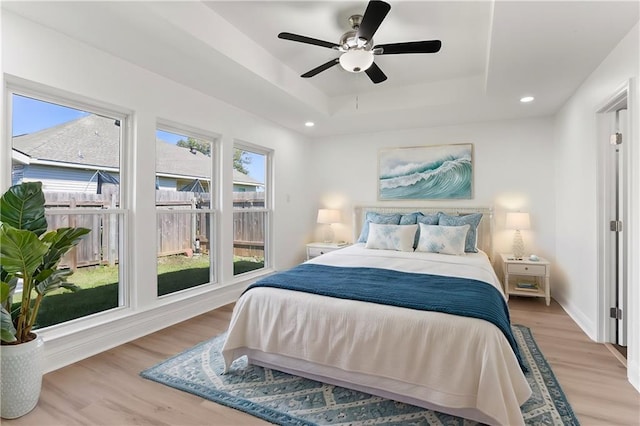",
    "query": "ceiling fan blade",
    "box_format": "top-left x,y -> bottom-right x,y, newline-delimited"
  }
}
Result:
278,32 -> 339,49
365,62 -> 387,84
357,0 -> 391,42
301,58 -> 340,78
374,40 -> 442,55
